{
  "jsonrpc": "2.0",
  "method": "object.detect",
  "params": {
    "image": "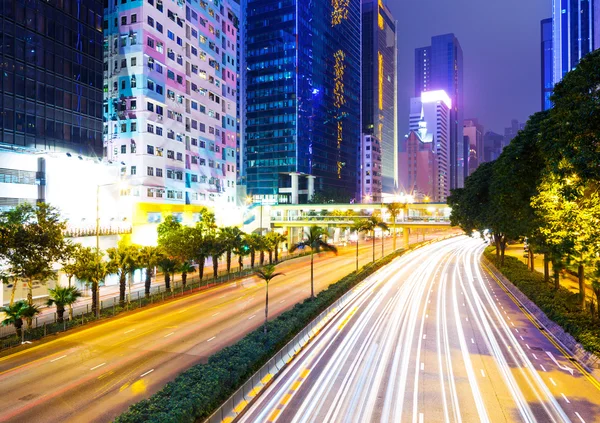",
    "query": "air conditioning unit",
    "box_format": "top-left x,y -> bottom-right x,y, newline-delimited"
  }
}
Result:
158,115 -> 163,121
